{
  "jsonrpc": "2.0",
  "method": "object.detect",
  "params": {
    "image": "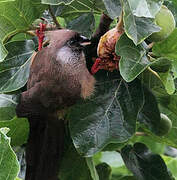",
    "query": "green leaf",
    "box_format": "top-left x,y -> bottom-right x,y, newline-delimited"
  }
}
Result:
0,128 -> 20,180
86,157 -> 99,180
126,0 -> 163,18
0,94 -> 18,121
140,69 -> 167,97
0,40 -> 35,93
111,165 -> 133,180
122,0 -> 161,45
116,34 -> 152,82
118,176 -> 136,180
41,0 -> 74,5
0,0 -> 46,61
165,0 -> 177,24
150,57 -> 172,73
69,72 -> 144,156
53,0 -> 105,21
102,0 -> 122,19
172,61 -> 177,79
67,13 -> 95,38
121,143 -> 173,180
138,85 -> 161,135
0,0 -> 15,2
0,116 -> 29,146
132,135 -> 165,154
15,178 -> 22,180
0,94 -> 29,146
0,0 -> 46,42
98,151 -> 124,168
152,28 -> 177,60
59,144 -> 92,180
159,72 -> 175,95
96,163 -> 111,180
163,155 -> 177,179
0,41 -> 8,62
145,96 -> 177,149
